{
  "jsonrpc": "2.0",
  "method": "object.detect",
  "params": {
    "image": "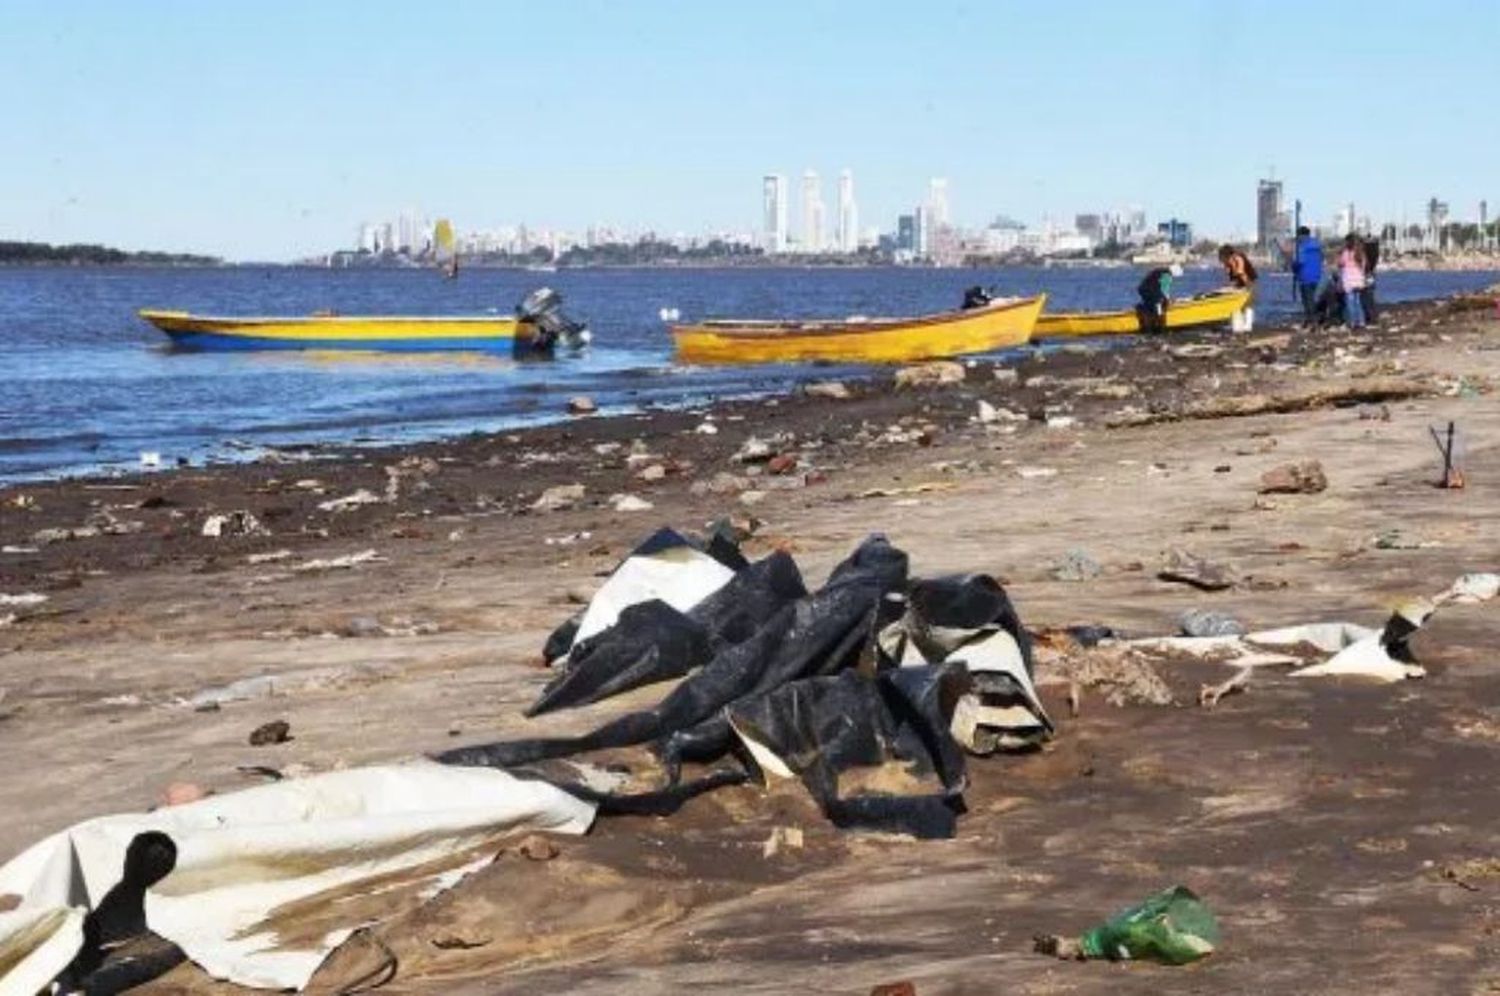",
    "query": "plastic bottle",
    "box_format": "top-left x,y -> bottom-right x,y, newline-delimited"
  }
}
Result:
1077,886 -> 1221,964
